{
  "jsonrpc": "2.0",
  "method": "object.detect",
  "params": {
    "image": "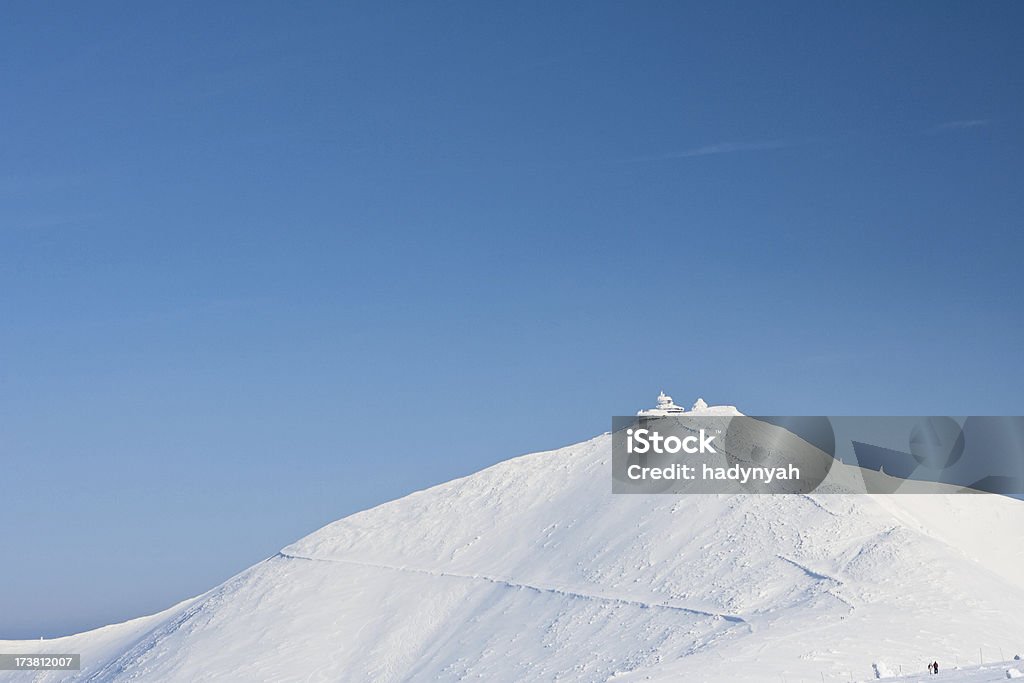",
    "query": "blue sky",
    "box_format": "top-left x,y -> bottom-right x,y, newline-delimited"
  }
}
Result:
2,2 -> 1022,637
